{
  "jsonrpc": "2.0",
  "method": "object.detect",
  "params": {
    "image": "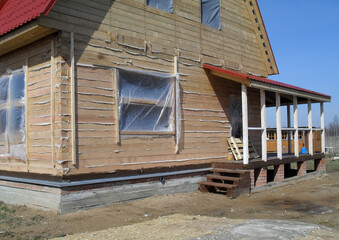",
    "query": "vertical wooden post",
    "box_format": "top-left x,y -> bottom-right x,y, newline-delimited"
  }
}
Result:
242,84 -> 249,164
174,55 -> 180,154
287,104 -> 291,154
113,69 -> 120,145
70,32 -> 77,165
320,102 -> 325,153
293,96 -> 299,157
276,92 -> 282,159
51,40 -> 55,168
260,89 -> 267,161
308,99 -> 313,155
25,57 -> 30,171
